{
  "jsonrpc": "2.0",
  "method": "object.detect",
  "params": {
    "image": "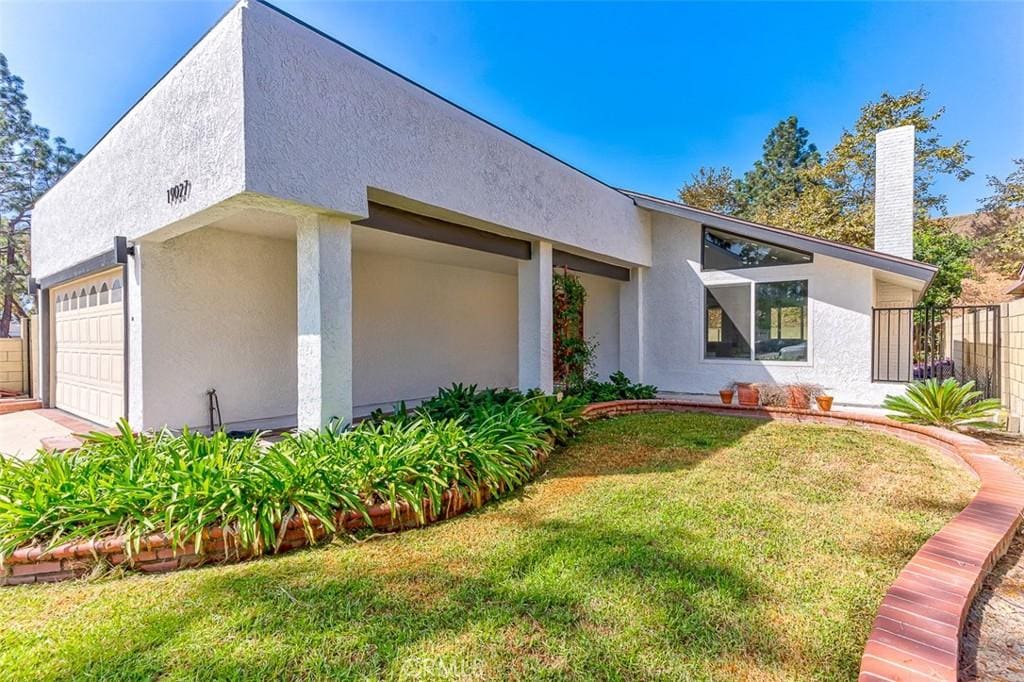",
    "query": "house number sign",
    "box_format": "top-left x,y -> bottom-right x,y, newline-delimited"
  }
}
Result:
167,179 -> 192,205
